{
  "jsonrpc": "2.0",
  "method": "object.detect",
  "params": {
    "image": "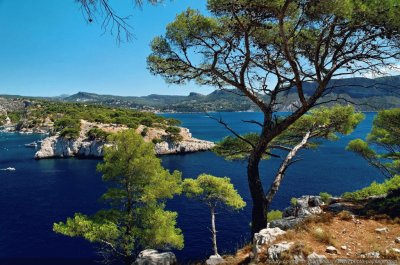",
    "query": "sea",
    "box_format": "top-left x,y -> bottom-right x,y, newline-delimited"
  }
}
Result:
0,112 -> 382,265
